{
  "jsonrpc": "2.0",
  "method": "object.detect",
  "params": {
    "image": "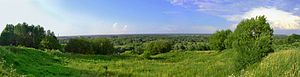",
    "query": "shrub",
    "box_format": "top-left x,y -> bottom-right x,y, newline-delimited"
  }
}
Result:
64,38 -> 115,55
39,30 -> 61,50
209,29 -> 232,51
90,38 -> 115,55
64,38 -> 93,54
173,42 -> 209,51
141,50 -> 152,59
133,45 -> 144,55
173,43 -> 185,51
144,40 -> 172,55
230,16 -> 274,70
287,34 -> 300,44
